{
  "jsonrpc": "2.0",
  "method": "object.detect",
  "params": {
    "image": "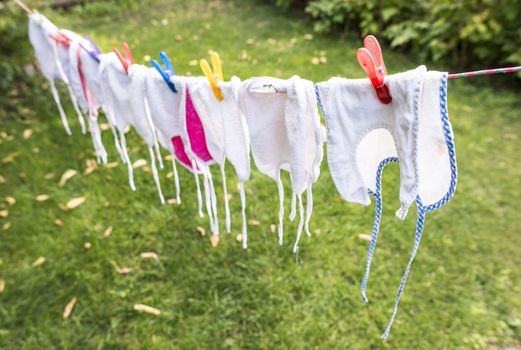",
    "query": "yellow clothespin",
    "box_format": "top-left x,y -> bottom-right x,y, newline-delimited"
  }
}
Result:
199,51 -> 224,101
